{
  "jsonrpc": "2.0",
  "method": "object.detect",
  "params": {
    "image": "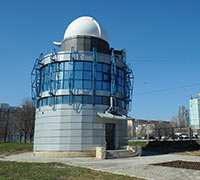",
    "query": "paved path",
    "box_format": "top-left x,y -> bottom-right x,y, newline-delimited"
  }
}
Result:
1,152 -> 200,180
